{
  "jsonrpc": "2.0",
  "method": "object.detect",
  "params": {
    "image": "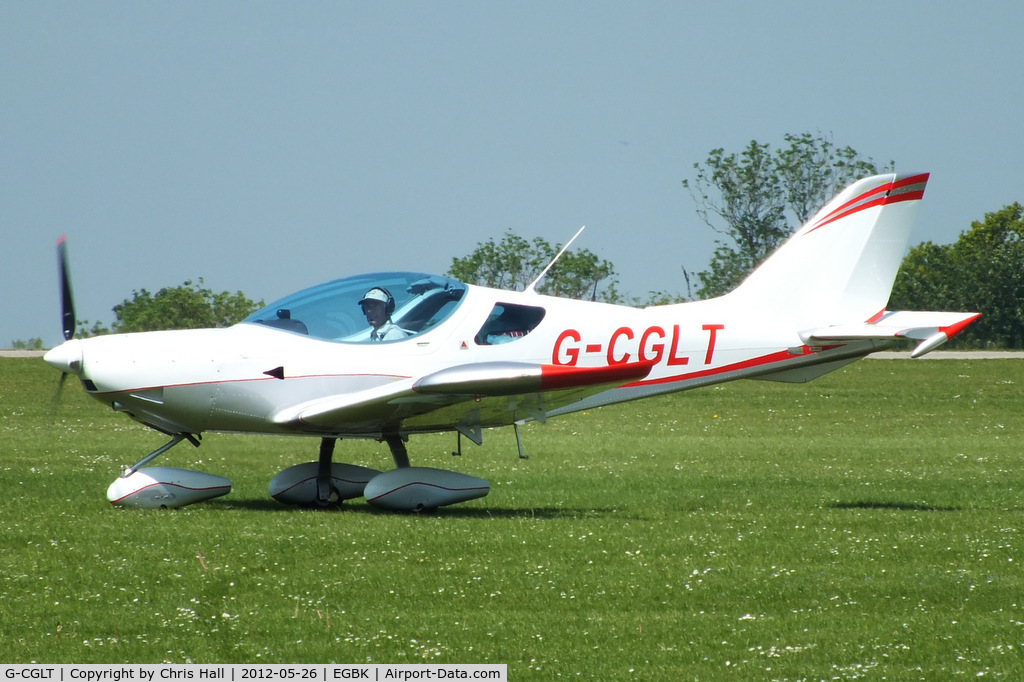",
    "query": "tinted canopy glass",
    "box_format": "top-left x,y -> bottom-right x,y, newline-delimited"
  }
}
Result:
243,272 -> 467,343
